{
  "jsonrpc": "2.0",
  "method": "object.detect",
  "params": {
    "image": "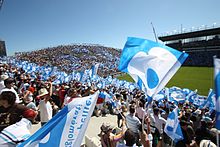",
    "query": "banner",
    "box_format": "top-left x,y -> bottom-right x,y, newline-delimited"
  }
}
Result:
18,92 -> 99,147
